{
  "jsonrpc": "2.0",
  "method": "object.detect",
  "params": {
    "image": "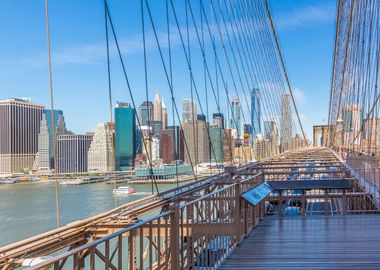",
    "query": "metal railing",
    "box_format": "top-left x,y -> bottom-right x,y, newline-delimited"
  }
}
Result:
26,173 -> 264,270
